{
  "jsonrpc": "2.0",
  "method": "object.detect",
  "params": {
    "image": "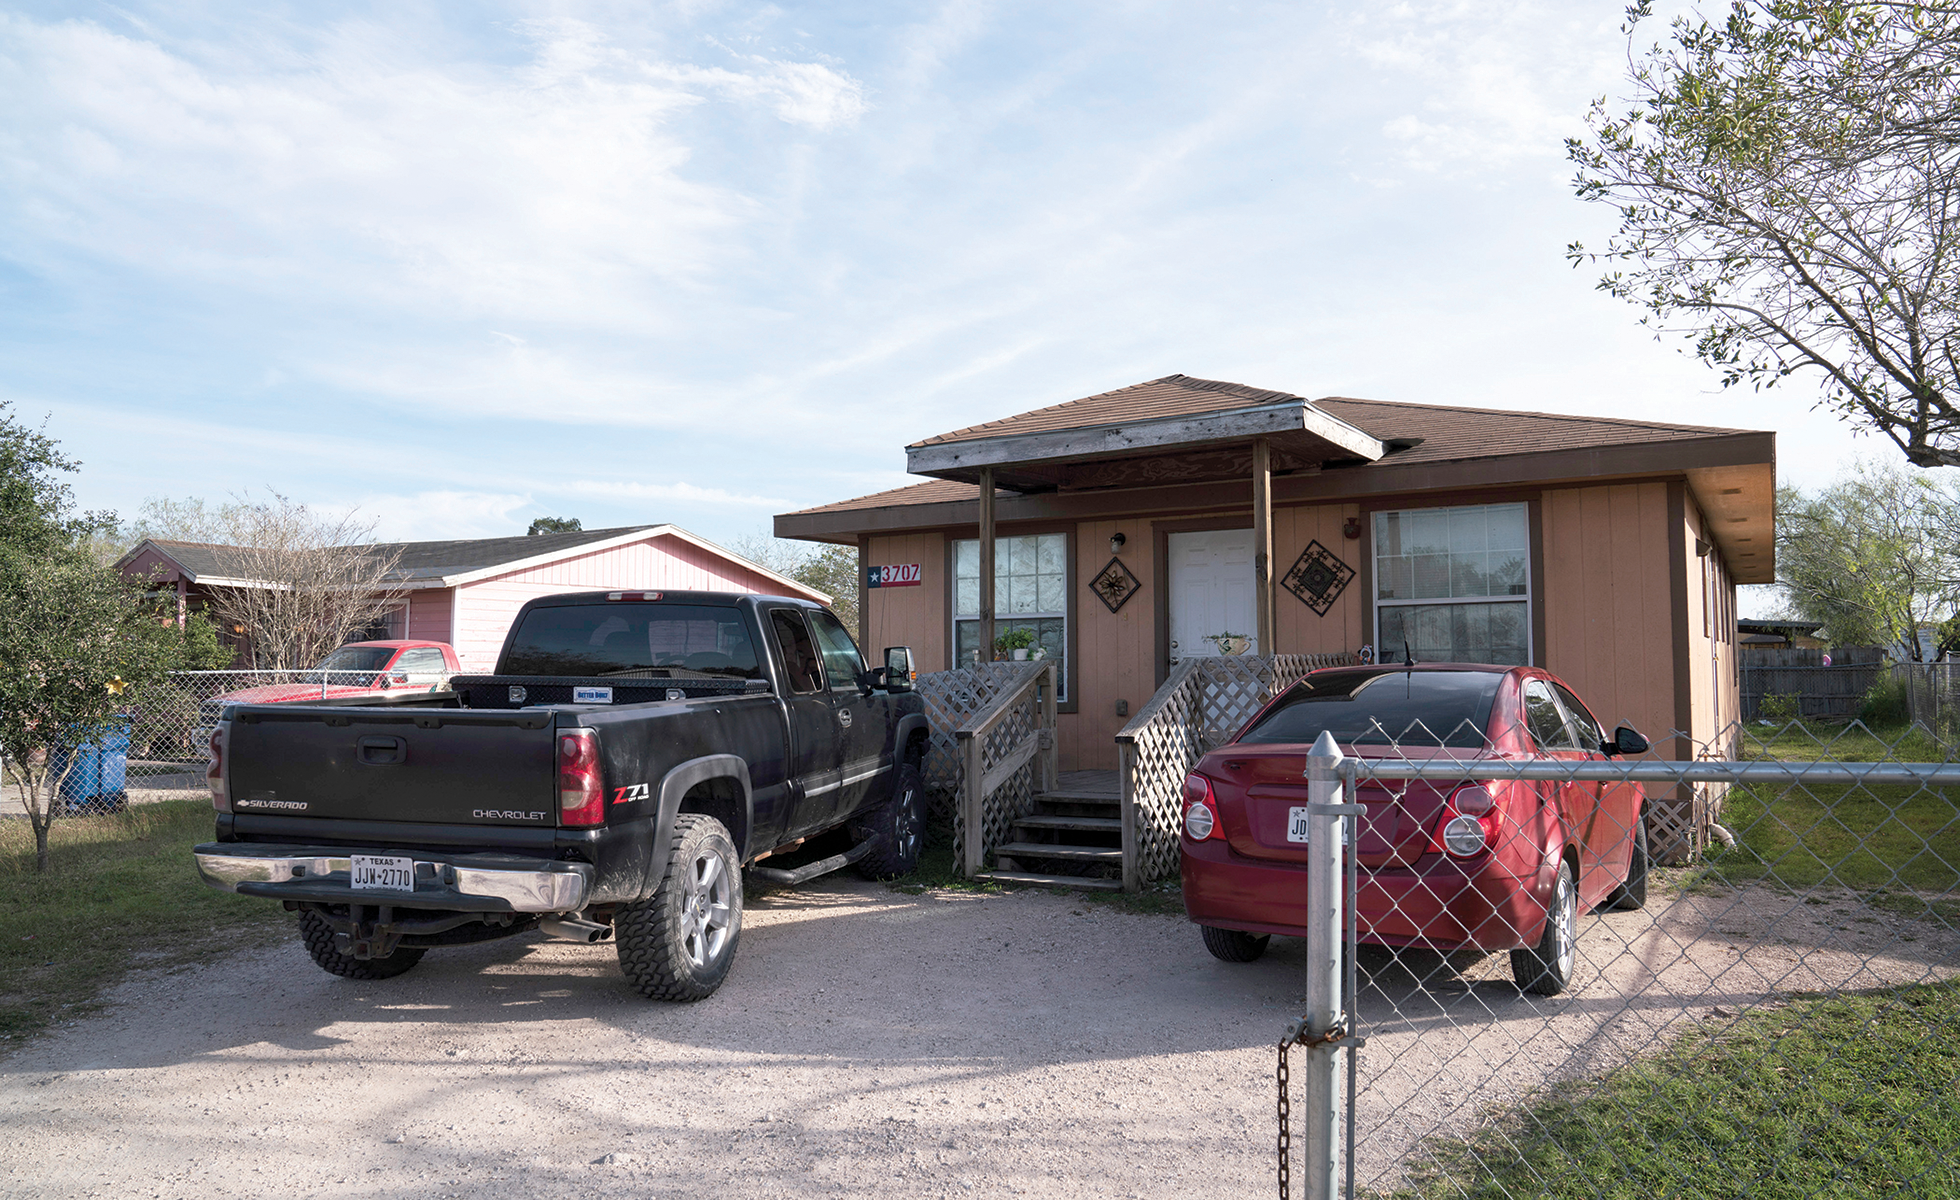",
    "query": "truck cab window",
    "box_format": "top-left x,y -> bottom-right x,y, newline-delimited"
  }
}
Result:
770,610 -> 825,694
807,610 -> 866,693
